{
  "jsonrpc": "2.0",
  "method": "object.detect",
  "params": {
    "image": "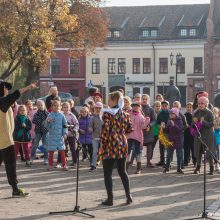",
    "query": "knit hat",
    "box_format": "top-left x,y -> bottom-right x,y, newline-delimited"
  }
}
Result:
169,107 -> 179,116
94,102 -> 103,108
131,101 -> 141,107
93,92 -> 103,98
197,91 -> 208,99
198,96 -> 209,105
161,100 -> 169,106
